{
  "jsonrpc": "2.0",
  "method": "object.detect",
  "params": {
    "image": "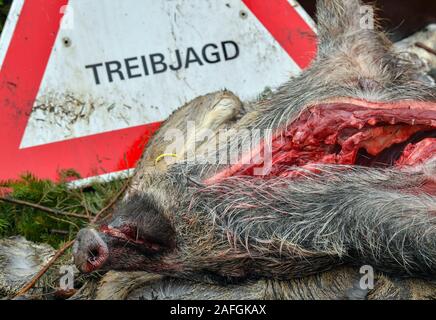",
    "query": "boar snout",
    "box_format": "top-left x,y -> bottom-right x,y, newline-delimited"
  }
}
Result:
73,192 -> 180,273
74,228 -> 109,273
